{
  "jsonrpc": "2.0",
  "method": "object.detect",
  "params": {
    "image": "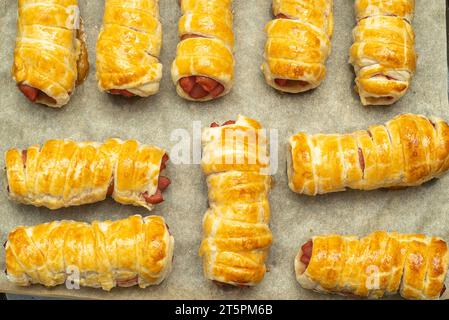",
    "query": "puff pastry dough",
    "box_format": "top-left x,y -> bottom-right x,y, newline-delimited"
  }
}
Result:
295,231 -> 449,300
5,138 -> 170,210
5,215 -> 174,291
12,0 -> 89,108
96,0 -> 163,97
171,0 -> 235,101
288,113 -> 449,195
262,0 -> 333,93
199,115 -> 273,286
350,0 -> 416,105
